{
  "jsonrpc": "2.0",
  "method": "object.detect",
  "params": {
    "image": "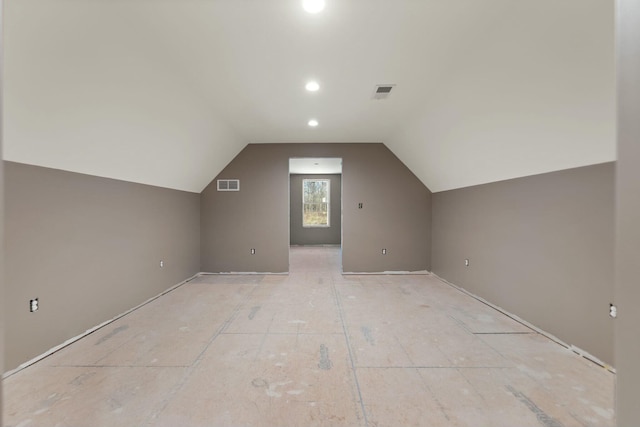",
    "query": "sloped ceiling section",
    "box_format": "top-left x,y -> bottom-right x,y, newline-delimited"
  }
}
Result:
387,1 -> 615,192
3,0 -> 615,193
4,0 -> 245,193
